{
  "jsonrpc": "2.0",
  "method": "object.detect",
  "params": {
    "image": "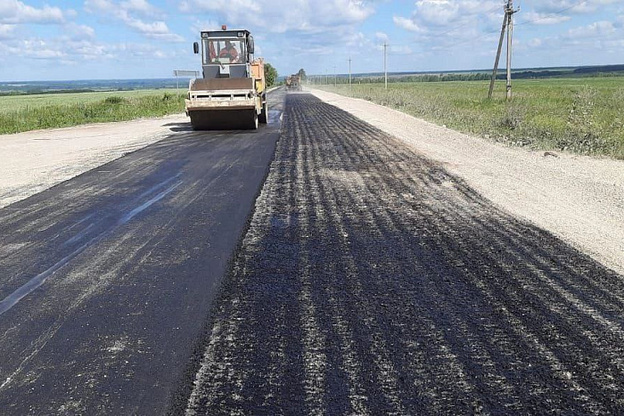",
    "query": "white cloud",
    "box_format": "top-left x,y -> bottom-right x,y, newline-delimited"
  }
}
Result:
112,42 -> 173,59
84,0 -> 184,42
528,38 -> 543,48
521,11 -> 571,26
393,16 -> 425,33
394,0 -> 500,37
178,0 -> 376,75
412,0 -> 461,26
120,0 -> 161,17
65,23 -> 96,40
375,32 -> 389,42
0,0 -> 67,24
534,0 -> 620,15
0,24 -> 16,40
604,39 -> 624,49
190,20 -> 221,35
564,20 -> 616,39
391,0 -> 501,58
84,0 -> 114,13
179,0 -> 373,34
9,25 -> 102,61
0,33 -> 177,66
0,39 -> 66,60
390,44 -> 413,55
122,16 -> 180,40
511,15 -> 623,65
392,0 -> 623,62
351,31 -> 368,47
